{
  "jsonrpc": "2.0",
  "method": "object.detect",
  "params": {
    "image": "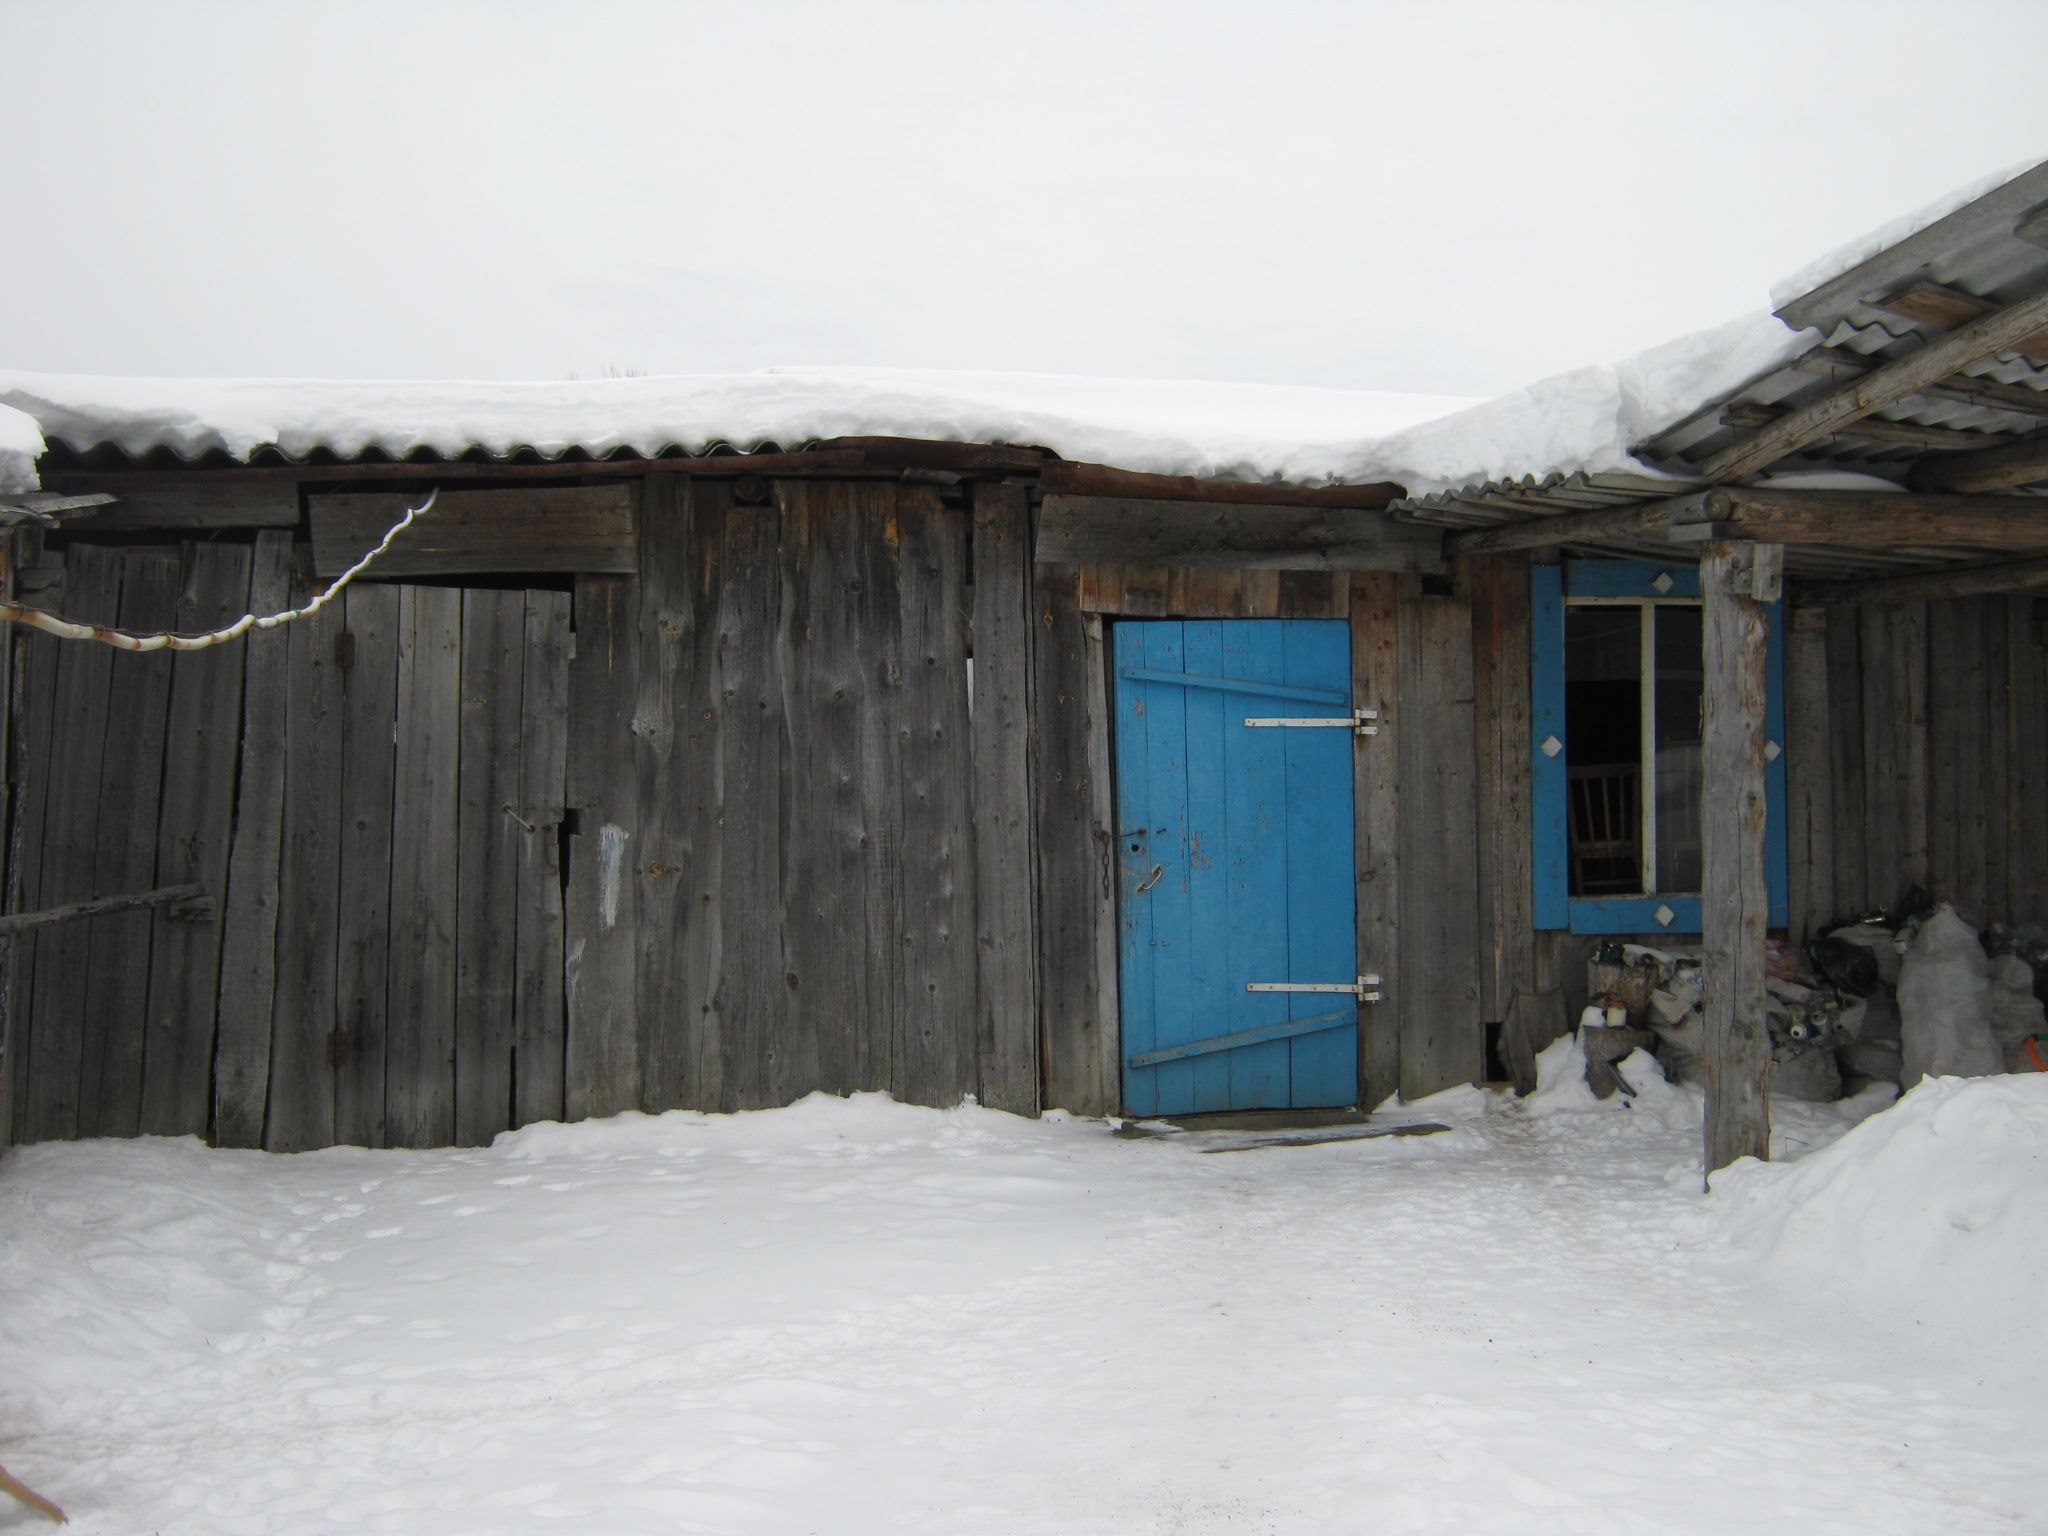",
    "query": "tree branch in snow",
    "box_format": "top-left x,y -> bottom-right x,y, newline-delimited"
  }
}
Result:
0,489 -> 438,652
